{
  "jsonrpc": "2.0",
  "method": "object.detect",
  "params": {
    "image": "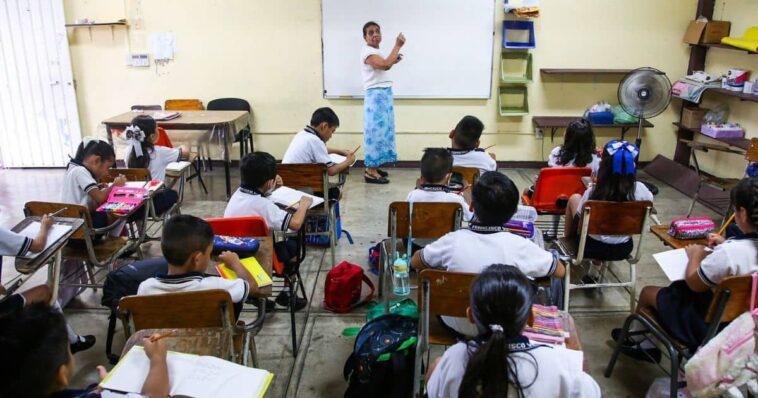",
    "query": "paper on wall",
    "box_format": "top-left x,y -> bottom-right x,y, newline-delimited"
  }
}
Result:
150,32 -> 176,61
